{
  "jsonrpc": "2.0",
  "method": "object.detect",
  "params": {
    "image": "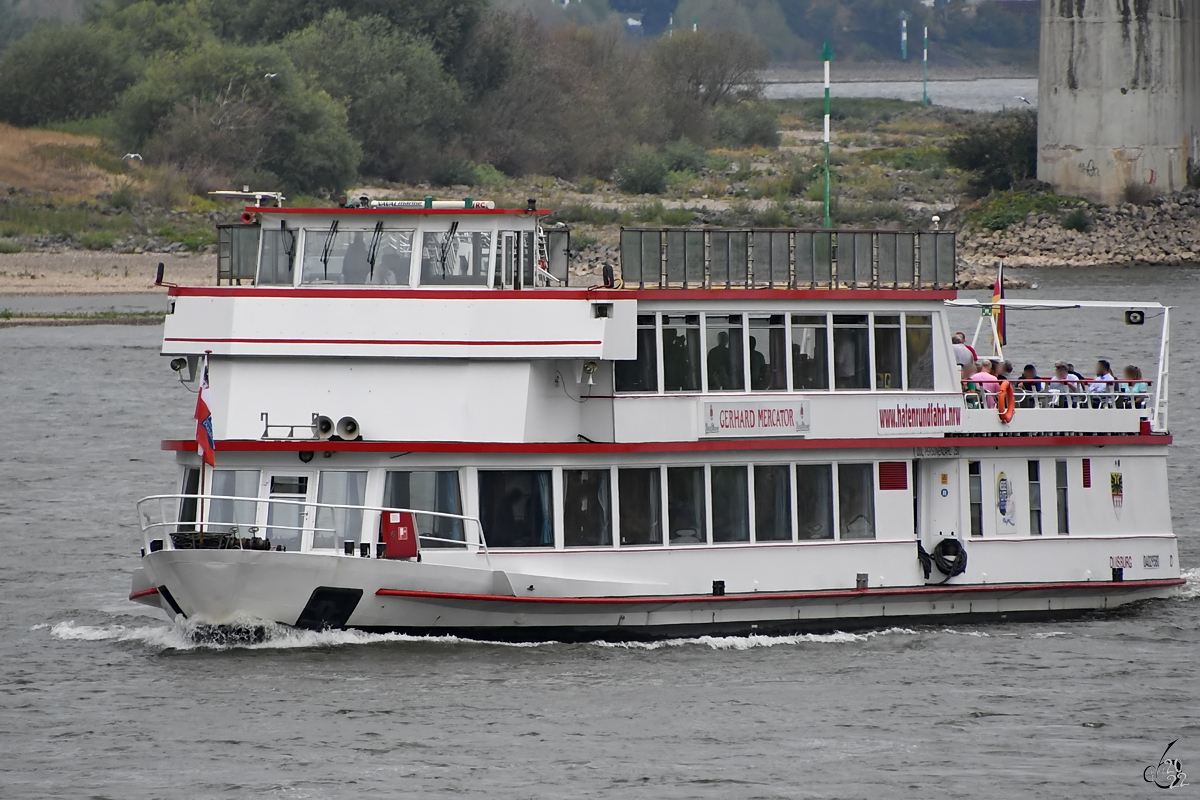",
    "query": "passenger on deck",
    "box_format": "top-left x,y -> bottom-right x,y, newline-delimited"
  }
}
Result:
952,333 -> 976,370
1048,361 -> 1082,407
342,232 -> 370,284
1119,365 -> 1149,408
1018,364 -> 1044,407
1088,360 -> 1116,407
969,359 -> 999,407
